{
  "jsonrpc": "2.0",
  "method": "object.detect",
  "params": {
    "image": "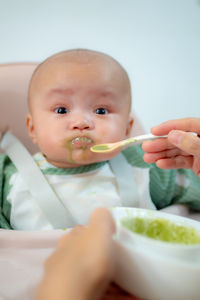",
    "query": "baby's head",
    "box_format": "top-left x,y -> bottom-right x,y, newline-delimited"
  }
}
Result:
27,49 -> 134,168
